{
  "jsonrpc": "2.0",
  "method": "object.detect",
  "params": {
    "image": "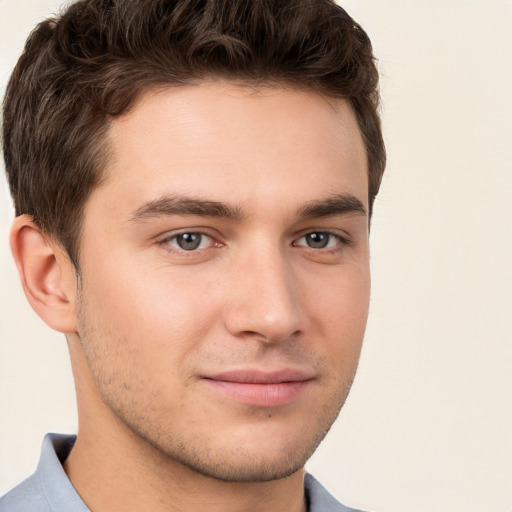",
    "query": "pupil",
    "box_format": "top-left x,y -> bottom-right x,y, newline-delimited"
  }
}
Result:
307,233 -> 329,248
177,233 -> 201,250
